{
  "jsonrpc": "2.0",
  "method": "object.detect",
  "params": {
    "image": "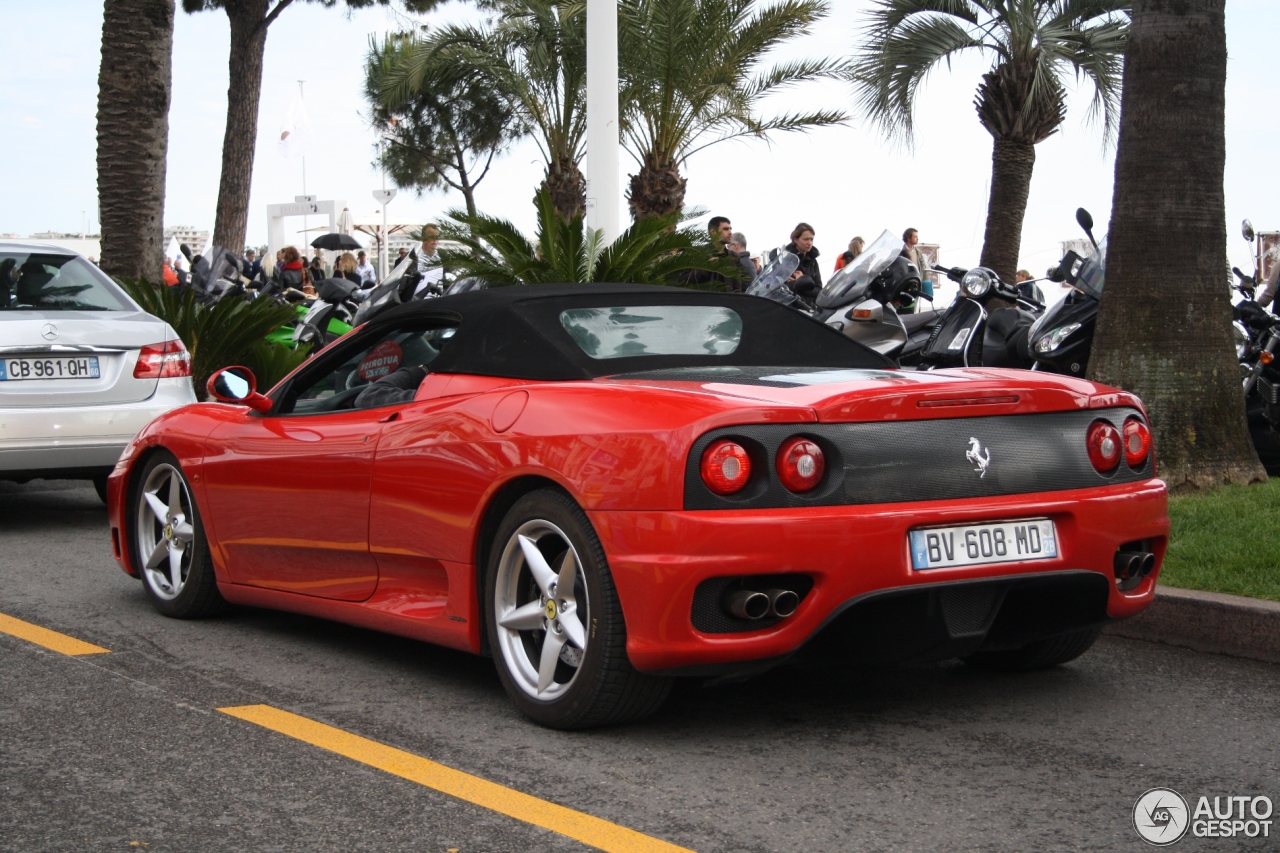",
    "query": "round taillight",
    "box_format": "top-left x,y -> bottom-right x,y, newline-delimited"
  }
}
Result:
1086,420 -> 1122,473
1123,417 -> 1152,468
776,437 -> 825,492
701,440 -> 752,495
